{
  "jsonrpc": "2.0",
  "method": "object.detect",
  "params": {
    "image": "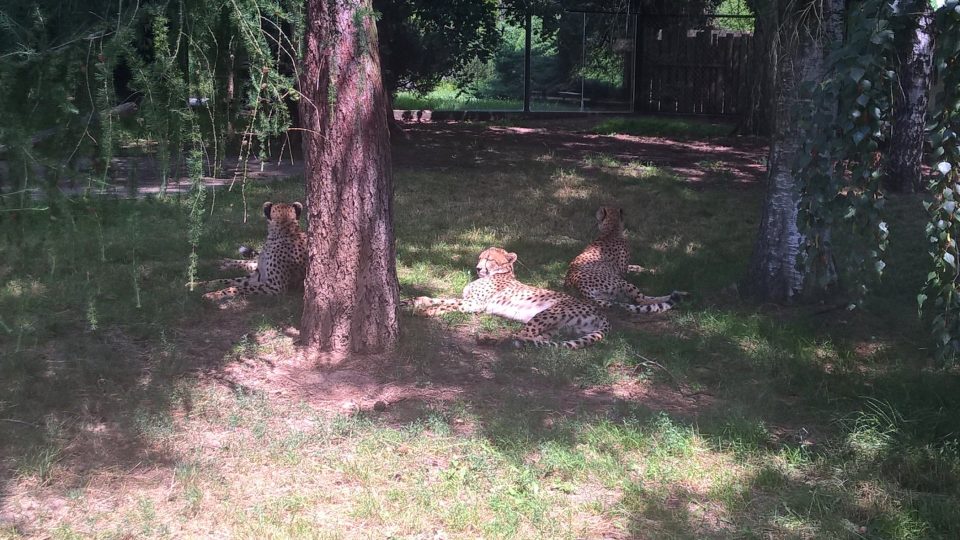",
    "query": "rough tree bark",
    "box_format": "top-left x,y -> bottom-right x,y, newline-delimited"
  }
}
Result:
885,0 -> 935,193
742,0 -> 843,302
299,0 -> 400,354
